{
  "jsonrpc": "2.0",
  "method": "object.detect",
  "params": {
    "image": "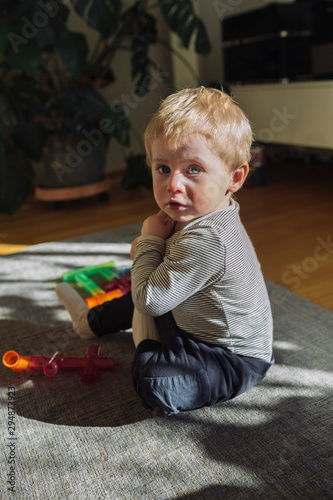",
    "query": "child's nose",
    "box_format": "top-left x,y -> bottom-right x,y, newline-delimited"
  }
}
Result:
168,171 -> 184,193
